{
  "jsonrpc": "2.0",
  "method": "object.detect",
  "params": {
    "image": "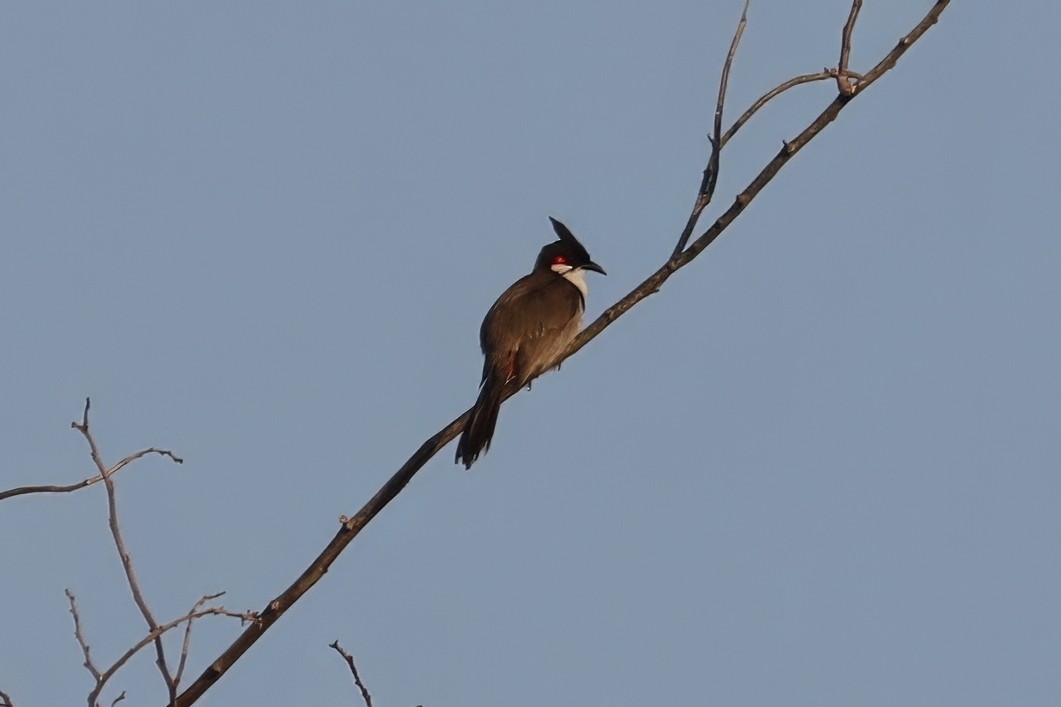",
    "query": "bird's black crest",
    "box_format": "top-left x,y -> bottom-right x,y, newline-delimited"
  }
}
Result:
547,216 -> 592,263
